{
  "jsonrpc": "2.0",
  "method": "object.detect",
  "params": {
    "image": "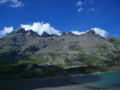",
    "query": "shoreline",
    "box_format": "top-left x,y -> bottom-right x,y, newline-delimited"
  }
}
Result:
0,70 -> 120,90
71,68 -> 120,76
0,75 -> 120,90
0,77 -> 109,90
